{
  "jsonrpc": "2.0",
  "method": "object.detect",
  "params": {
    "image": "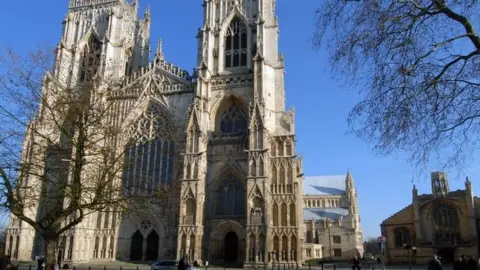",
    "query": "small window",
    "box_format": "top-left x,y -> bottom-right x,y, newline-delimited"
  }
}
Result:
305,231 -> 313,243
315,249 -> 320,257
333,235 -> 341,244
333,248 -> 342,257
306,248 -> 312,257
